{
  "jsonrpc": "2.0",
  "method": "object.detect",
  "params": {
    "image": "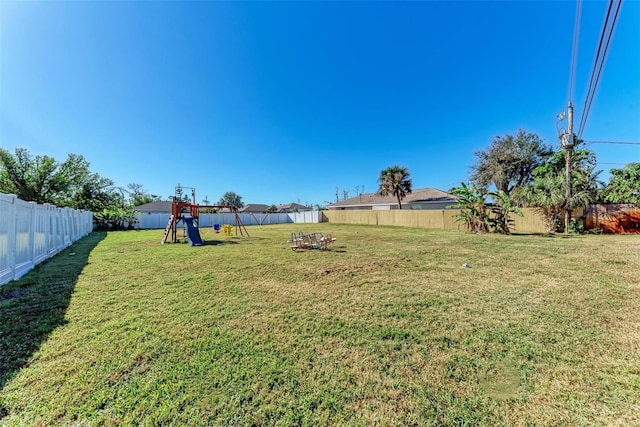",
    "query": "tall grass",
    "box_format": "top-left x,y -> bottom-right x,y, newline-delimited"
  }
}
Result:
1,224 -> 639,426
